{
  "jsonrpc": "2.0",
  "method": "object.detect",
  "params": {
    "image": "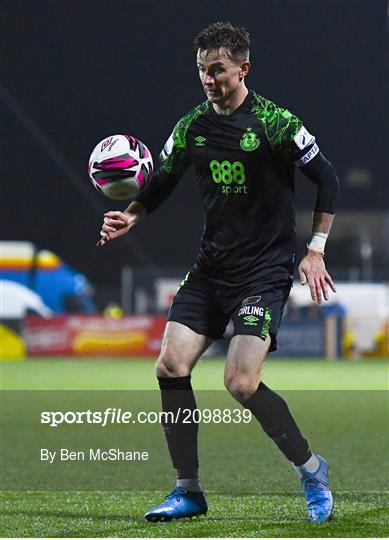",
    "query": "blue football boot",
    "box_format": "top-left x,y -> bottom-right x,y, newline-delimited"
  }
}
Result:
144,487 -> 208,522
300,454 -> 334,523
